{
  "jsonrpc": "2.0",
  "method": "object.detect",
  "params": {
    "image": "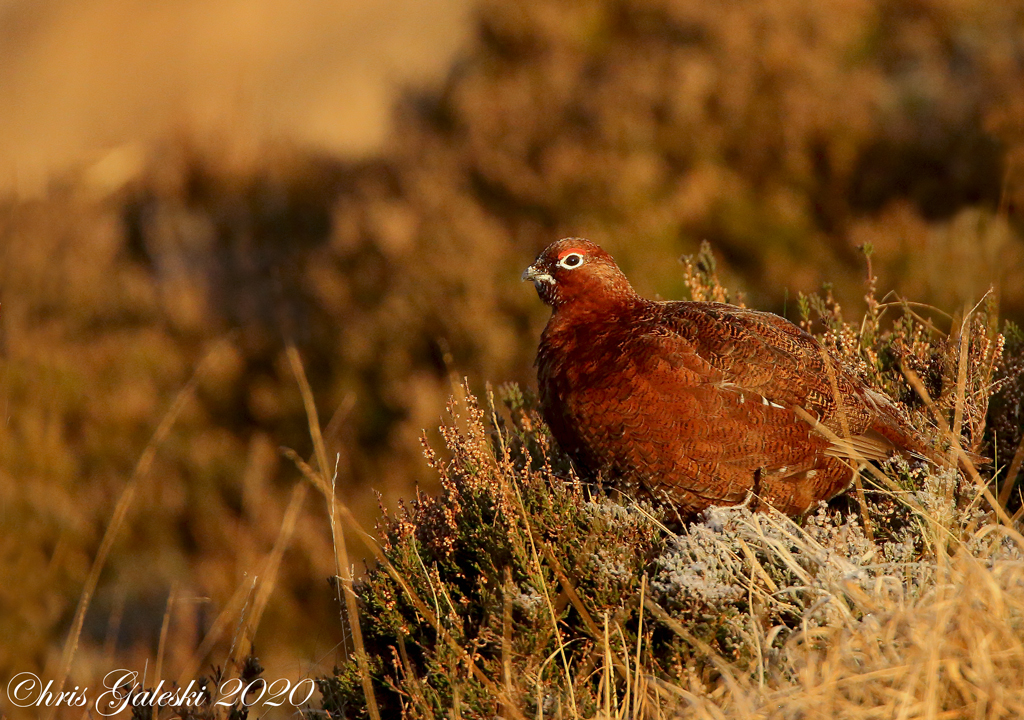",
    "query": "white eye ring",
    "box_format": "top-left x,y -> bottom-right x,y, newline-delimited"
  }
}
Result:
557,252 -> 584,269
